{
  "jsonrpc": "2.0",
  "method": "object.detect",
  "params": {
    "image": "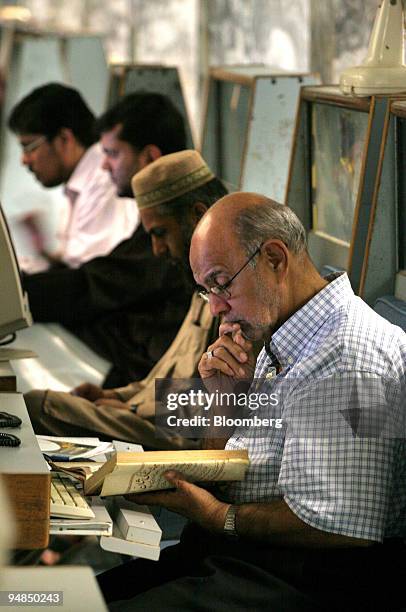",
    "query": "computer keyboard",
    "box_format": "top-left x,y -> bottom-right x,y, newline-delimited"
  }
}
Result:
50,472 -> 95,519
